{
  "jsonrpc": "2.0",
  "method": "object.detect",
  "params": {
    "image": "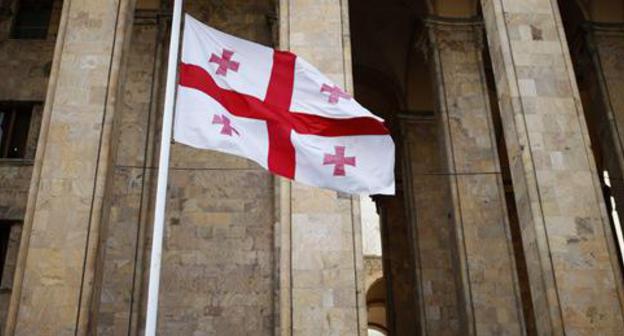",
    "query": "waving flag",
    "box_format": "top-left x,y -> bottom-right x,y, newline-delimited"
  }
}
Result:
174,15 -> 395,195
